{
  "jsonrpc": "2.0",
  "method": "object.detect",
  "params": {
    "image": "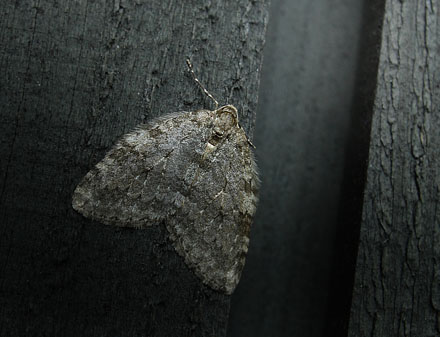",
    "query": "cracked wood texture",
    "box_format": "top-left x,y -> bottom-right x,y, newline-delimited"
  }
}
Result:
0,1 -> 268,336
348,1 -> 440,336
